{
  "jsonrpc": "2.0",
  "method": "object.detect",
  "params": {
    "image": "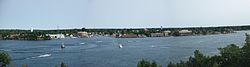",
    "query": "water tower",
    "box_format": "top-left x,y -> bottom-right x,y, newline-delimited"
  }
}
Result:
30,27 -> 34,32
